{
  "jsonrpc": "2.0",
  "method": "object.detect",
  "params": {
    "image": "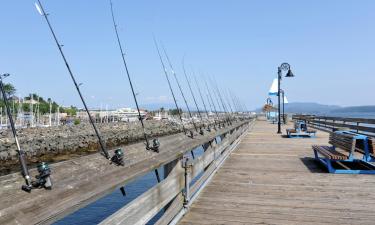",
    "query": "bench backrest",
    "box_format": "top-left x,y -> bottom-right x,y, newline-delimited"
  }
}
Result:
356,138 -> 375,154
295,120 -> 307,131
329,132 -> 356,154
